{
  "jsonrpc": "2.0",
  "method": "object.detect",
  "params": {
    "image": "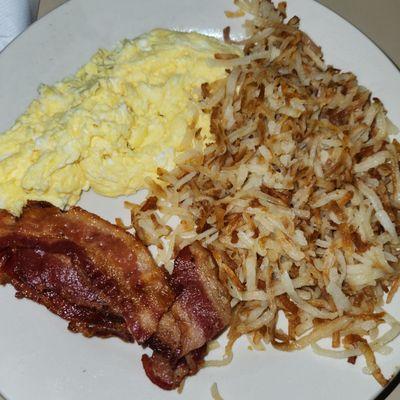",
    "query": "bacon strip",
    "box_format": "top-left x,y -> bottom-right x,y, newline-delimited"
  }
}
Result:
142,242 -> 232,389
0,239 -> 133,341
0,201 -> 175,343
0,203 -> 231,390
